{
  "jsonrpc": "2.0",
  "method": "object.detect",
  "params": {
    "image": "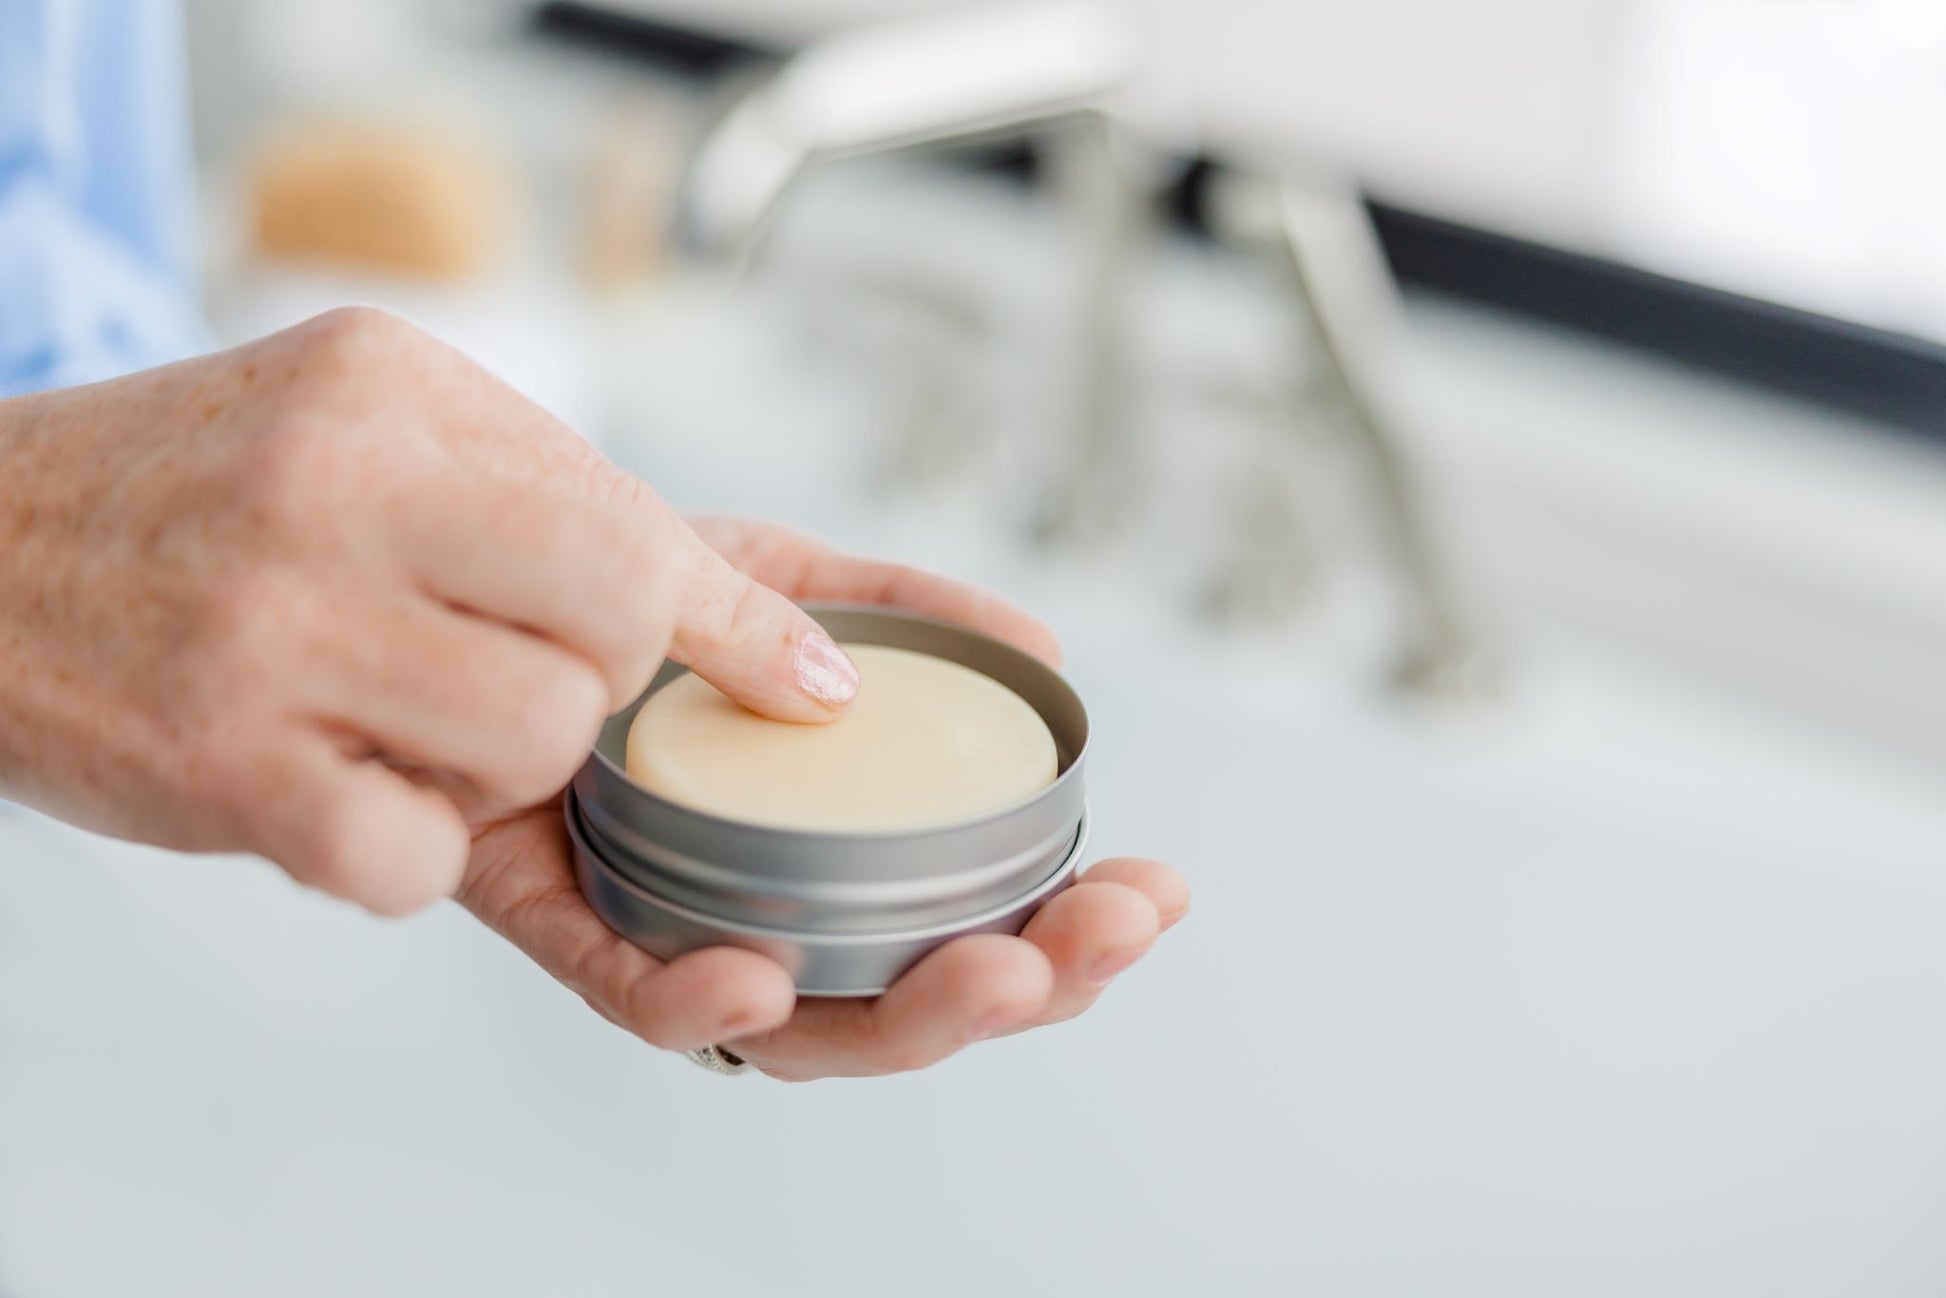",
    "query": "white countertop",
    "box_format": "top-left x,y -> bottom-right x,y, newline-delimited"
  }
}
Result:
14,49 -> 1946,1290
4,489 -> 1946,1296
